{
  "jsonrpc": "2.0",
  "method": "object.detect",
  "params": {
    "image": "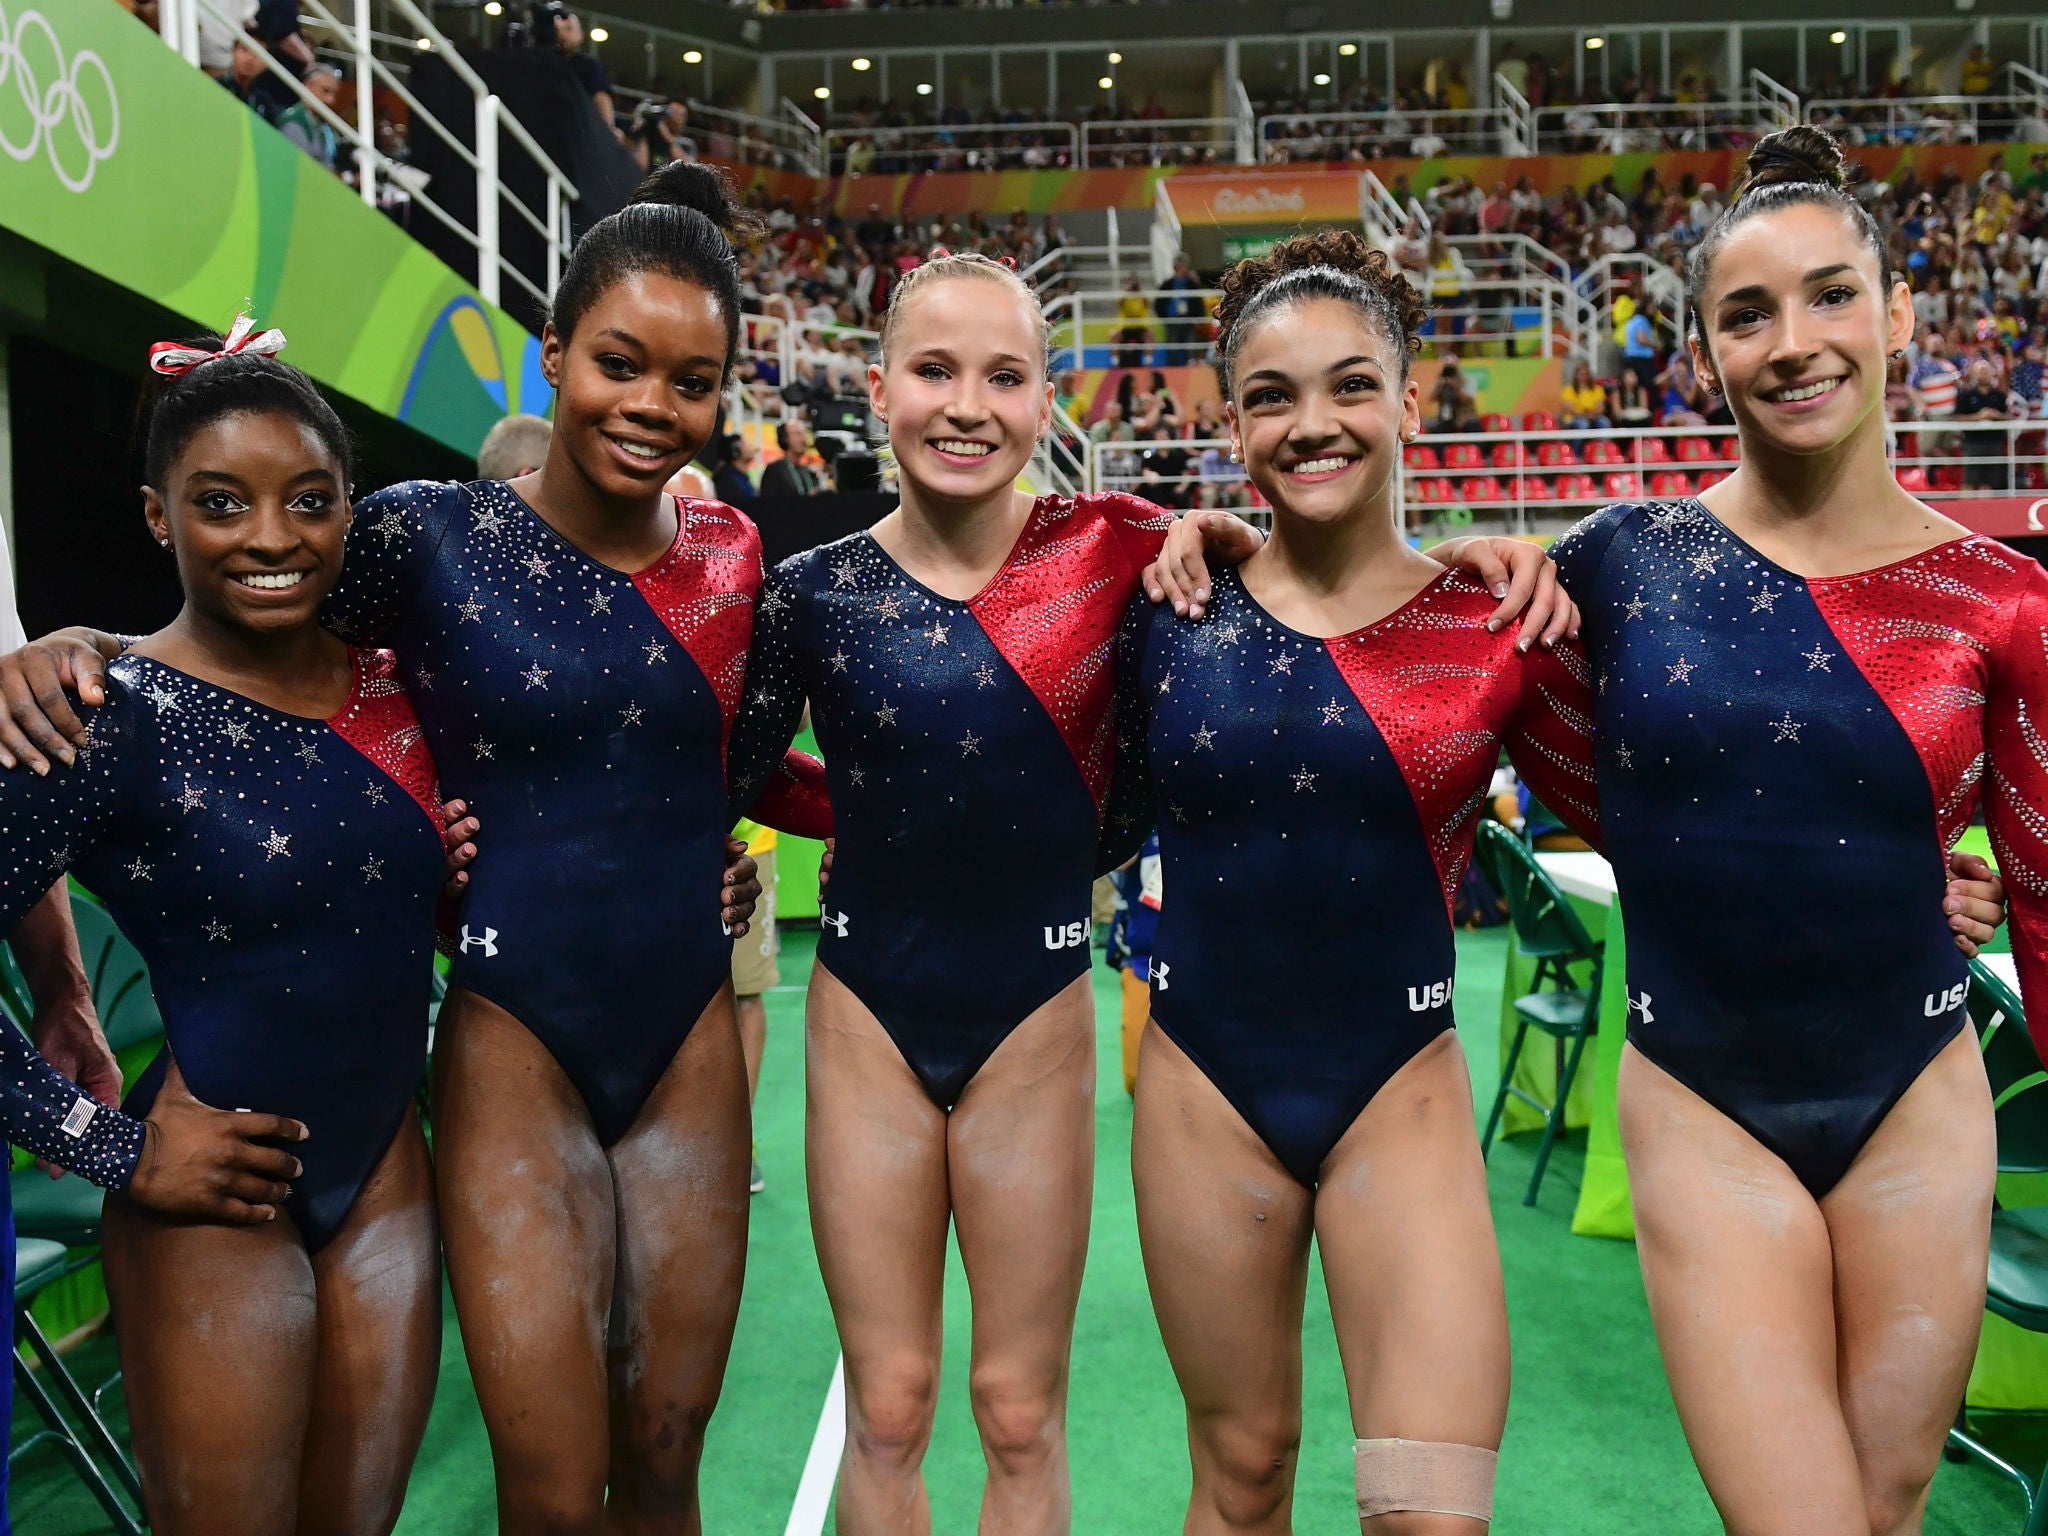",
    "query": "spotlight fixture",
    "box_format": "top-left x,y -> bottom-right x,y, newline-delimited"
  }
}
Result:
589,26 -> 607,41
1108,52 -> 1122,64
1338,43 -> 1358,57
916,81 -> 933,95
1098,75 -> 1114,89
1313,72 -> 1332,85
1829,29 -> 1847,43
852,57 -> 871,71
814,85 -> 831,99
1585,36 -> 1605,50
484,2 -> 501,15
415,35 -> 431,49
684,49 -> 701,63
